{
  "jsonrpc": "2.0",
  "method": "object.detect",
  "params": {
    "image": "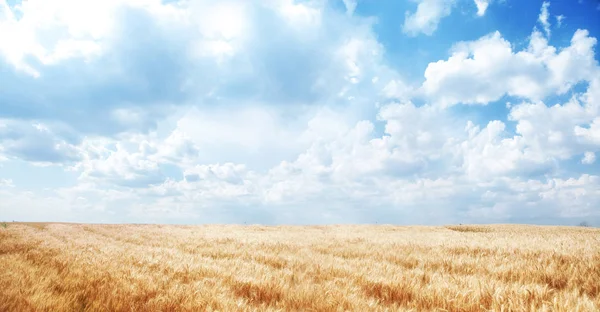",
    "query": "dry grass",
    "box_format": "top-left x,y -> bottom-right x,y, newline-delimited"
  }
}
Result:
0,223 -> 599,311
445,225 -> 492,233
